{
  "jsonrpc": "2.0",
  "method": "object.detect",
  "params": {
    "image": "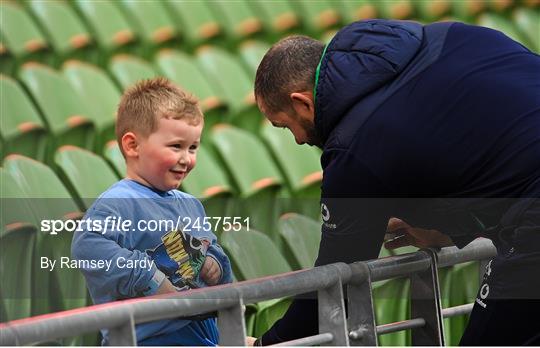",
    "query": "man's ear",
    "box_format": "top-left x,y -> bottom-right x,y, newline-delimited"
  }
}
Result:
290,91 -> 314,118
121,132 -> 139,158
